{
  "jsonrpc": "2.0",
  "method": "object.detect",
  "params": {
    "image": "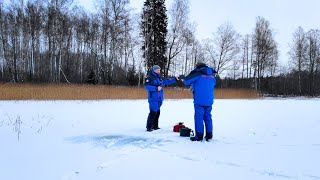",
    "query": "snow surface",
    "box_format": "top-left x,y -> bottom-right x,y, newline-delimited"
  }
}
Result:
1,99 -> 320,180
